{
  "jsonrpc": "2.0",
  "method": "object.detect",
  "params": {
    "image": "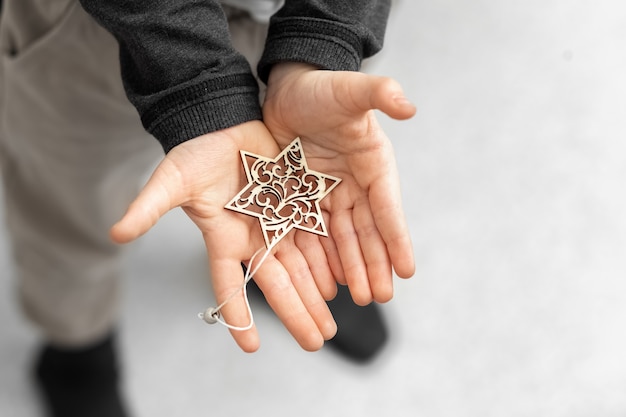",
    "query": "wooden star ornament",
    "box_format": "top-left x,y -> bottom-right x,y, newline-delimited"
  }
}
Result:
225,138 -> 341,248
